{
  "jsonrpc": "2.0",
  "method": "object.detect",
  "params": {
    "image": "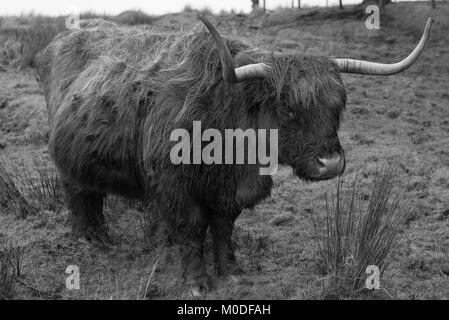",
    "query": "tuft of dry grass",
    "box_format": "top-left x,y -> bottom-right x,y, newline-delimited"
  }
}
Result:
12,158 -> 63,212
312,164 -> 413,299
0,157 -> 37,217
0,239 -> 25,300
0,155 -> 63,217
